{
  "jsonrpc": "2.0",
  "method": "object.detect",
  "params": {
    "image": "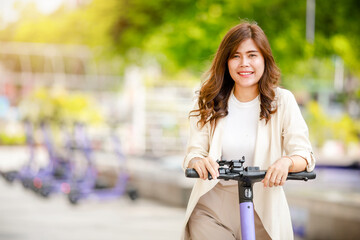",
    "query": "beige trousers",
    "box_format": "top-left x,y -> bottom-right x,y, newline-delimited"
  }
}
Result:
188,182 -> 271,240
